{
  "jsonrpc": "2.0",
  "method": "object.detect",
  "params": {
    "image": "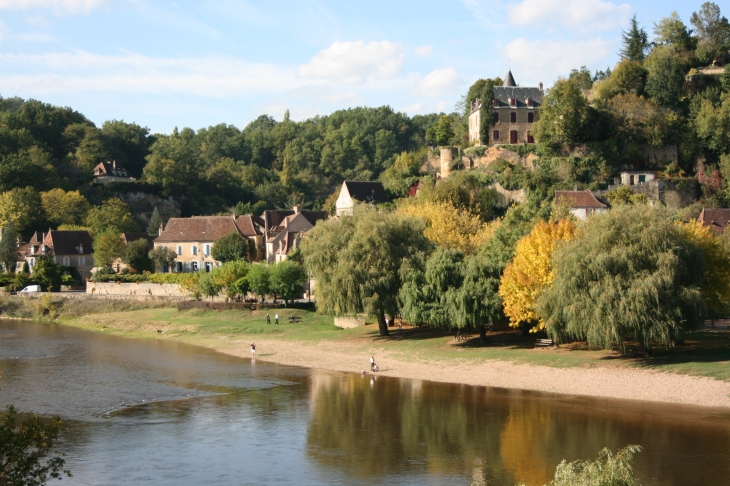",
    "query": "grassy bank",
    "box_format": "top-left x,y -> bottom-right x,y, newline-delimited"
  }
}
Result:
51,304 -> 730,382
